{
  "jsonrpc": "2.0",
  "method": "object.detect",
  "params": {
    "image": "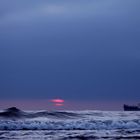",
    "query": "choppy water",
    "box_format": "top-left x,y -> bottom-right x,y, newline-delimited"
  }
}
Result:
0,107 -> 140,140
